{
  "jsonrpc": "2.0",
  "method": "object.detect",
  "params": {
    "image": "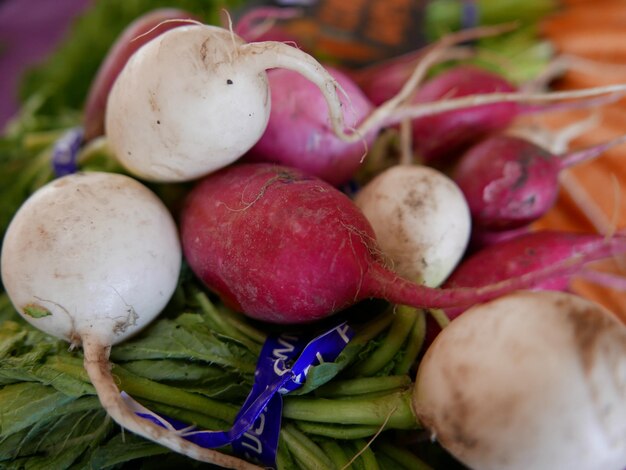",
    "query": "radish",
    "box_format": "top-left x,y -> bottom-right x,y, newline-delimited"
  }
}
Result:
83,8 -> 200,141
179,163 -> 606,324
0,172 -> 255,469
424,229 -> 626,345
105,21 -> 626,184
243,66 -> 375,186
353,164 -> 471,287
453,133 -> 626,230
413,290 -> 626,470
379,64 -> 622,165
